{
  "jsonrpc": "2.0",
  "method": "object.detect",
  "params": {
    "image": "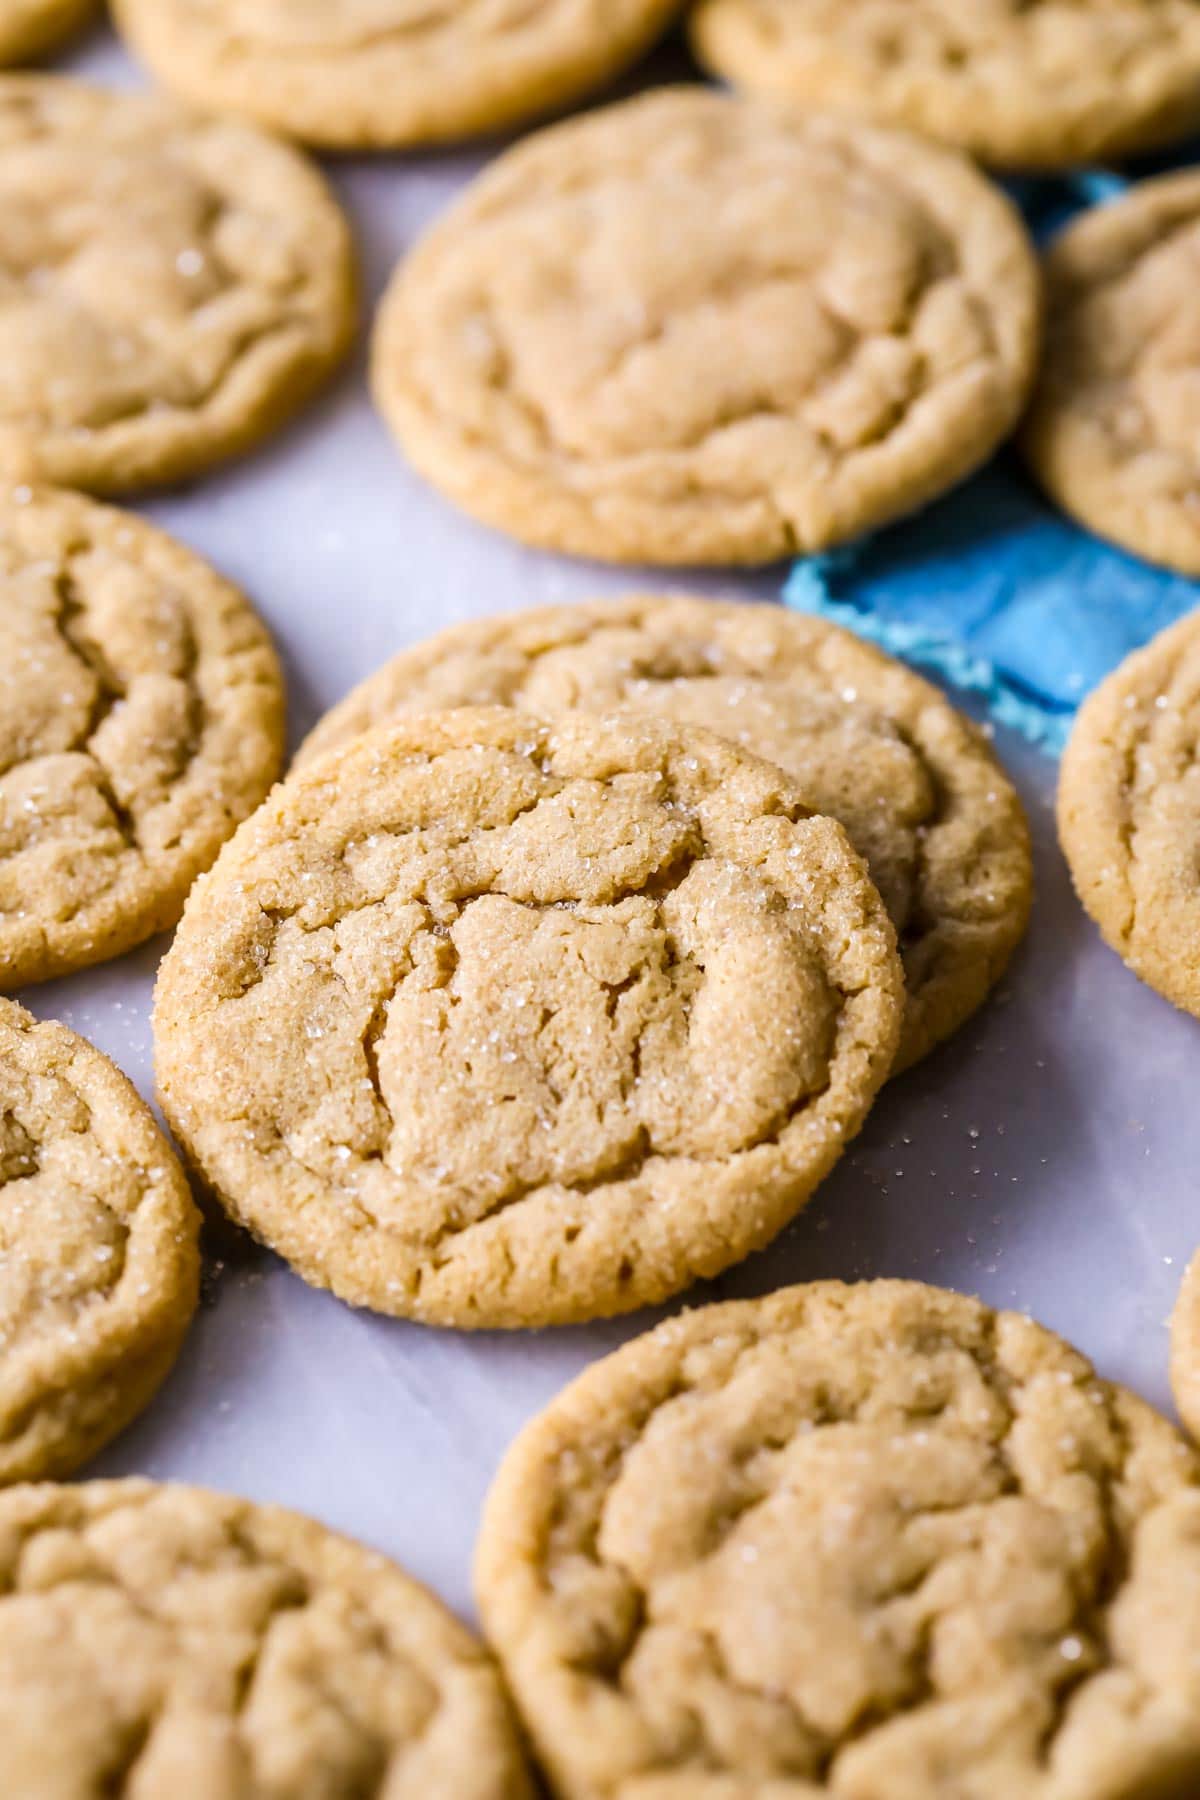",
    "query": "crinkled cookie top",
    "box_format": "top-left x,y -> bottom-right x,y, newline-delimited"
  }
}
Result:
479,1278 -> 1200,1798
0,1479 -> 533,1797
301,596 -> 1031,1071
154,708 -> 903,1327
691,0 -> 1200,168
374,89 -> 1038,564
0,76 -> 355,492
0,998 -> 198,1484
1027,171 -> 1200,575
0,486 -> 284,986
